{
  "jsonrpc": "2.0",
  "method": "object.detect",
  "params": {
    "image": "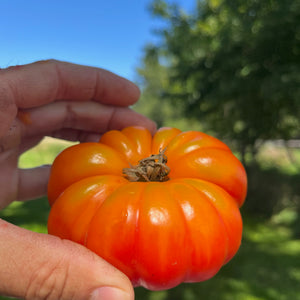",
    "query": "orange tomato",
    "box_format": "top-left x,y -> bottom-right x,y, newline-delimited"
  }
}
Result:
47,126 -> 247,290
